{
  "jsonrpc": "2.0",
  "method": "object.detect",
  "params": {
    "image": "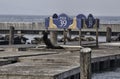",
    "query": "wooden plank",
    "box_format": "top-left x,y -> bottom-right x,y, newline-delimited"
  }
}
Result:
36,45 -> 83,49
100,42 -> 120,46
